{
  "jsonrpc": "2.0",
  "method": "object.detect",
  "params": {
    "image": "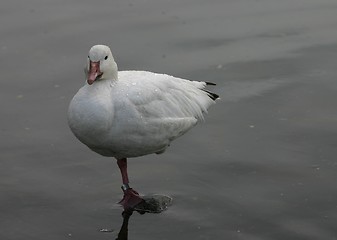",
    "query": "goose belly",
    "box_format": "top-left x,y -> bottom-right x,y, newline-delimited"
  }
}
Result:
68,95 -> 113,150
68,97 -> 169,158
